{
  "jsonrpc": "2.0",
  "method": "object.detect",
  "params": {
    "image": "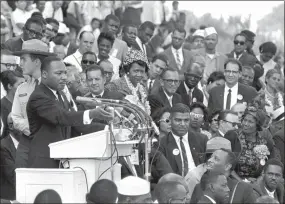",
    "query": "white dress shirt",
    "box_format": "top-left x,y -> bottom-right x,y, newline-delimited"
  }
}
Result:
265,186 -> 275,198
47,87 -> 92,124
10,134 -> 19,149
64,50 -> 83,72
172,46 -> 184,68
172,132 -> 196,172
223,83 -> 238,110
11,8 -> 32,36
42,1 -> 63,22
256,55 -> 277,83
204,195 -> 216,203
233,52 -> 244,60
135,37 -> 146,55
218,130 -> 225,137
163,89 -> 173,107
